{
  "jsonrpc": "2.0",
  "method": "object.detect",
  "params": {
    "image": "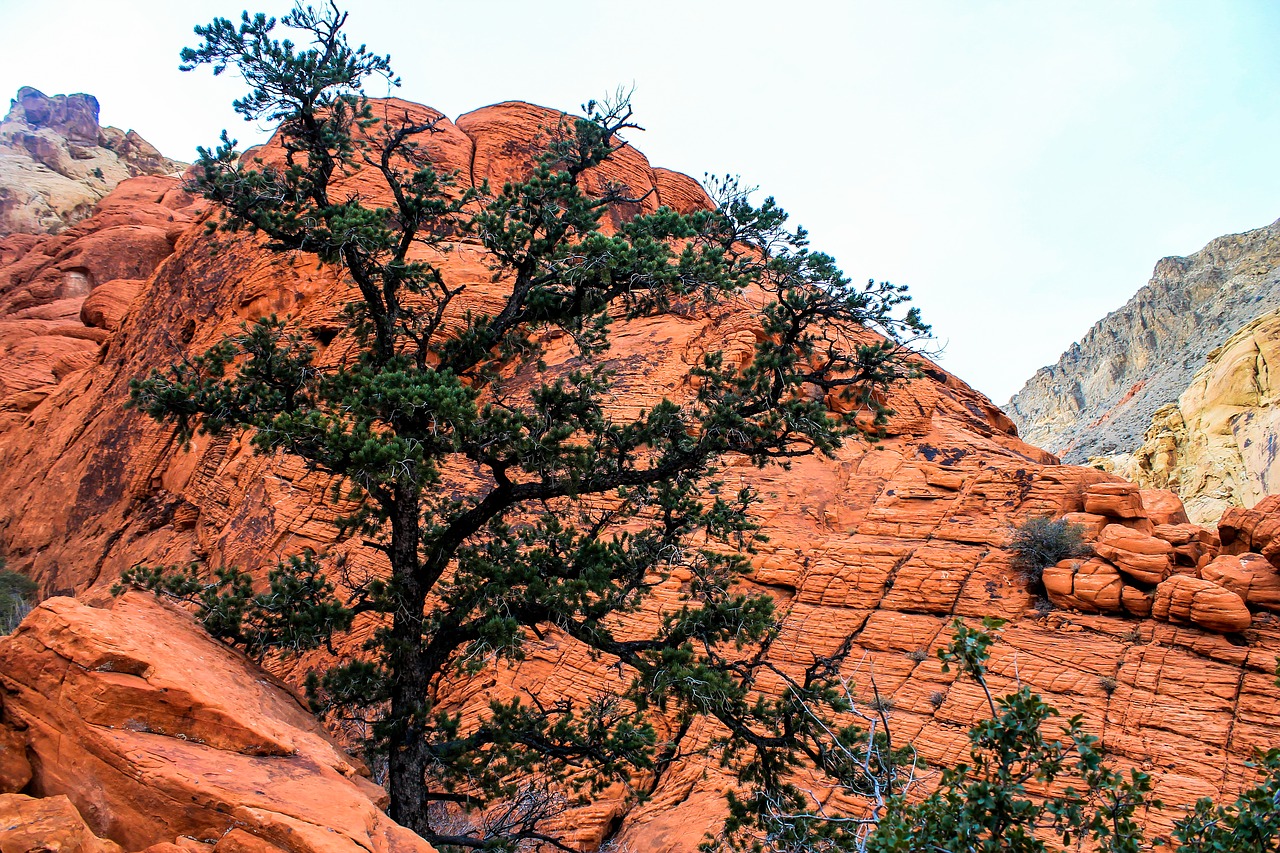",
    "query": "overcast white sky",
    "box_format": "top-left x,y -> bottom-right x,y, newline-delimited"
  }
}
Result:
2,1 -> 1277,402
